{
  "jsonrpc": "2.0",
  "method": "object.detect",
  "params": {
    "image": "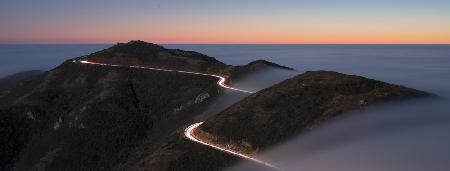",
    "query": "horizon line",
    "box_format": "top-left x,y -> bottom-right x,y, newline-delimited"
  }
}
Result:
1,43 -> 450,45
